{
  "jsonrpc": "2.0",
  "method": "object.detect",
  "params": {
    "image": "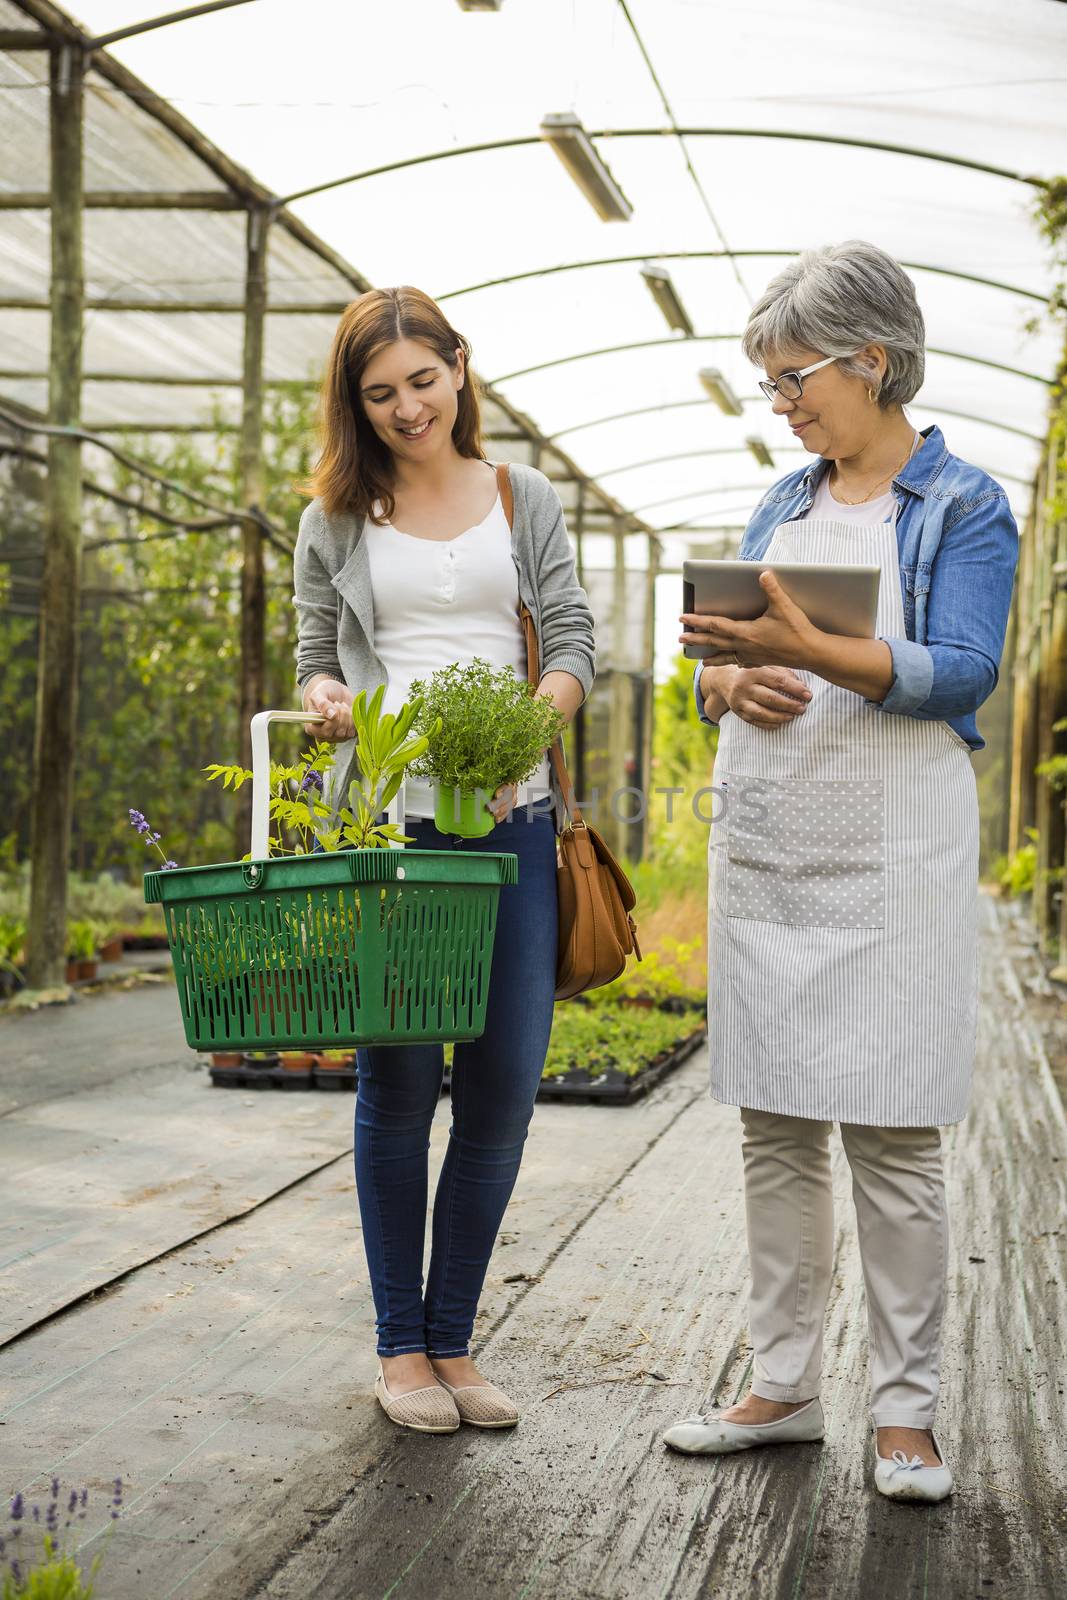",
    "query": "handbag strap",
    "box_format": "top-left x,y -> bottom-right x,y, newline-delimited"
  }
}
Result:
495,461 -> 582,826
